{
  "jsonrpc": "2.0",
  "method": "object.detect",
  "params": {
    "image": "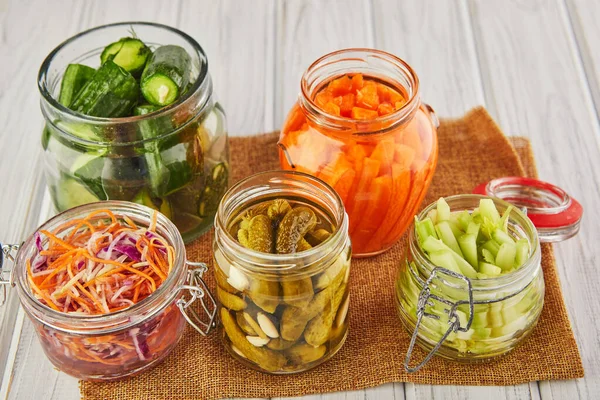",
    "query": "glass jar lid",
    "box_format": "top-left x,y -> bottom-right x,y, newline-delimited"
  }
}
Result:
473,177 -> 583,242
